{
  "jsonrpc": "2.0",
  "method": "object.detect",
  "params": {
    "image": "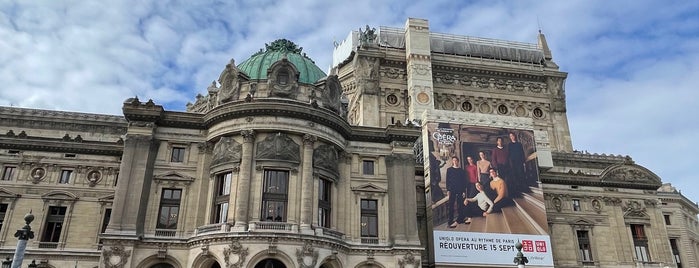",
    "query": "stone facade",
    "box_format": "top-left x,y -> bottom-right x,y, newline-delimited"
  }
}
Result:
0,18 -> 694,268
